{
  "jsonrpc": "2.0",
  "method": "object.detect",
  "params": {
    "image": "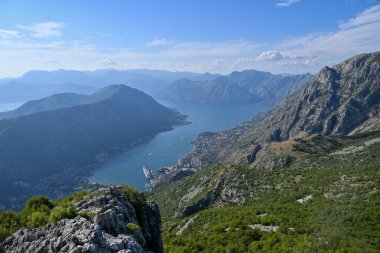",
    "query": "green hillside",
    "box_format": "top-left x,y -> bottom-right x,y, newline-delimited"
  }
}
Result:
151,131 -> 380,252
